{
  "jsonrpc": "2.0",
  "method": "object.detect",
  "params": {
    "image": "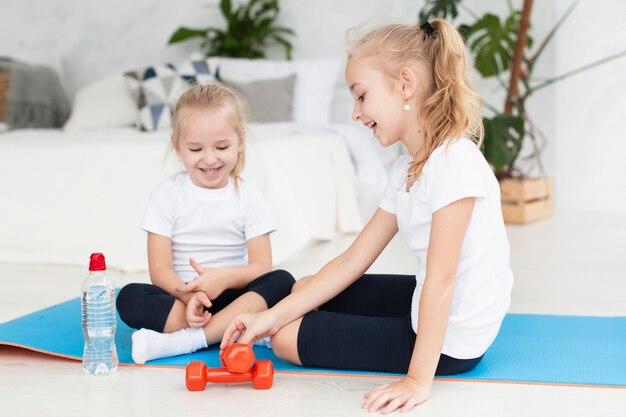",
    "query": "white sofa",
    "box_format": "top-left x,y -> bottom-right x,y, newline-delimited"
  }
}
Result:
0,122 -> 389,270
0,57 -> 398,271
